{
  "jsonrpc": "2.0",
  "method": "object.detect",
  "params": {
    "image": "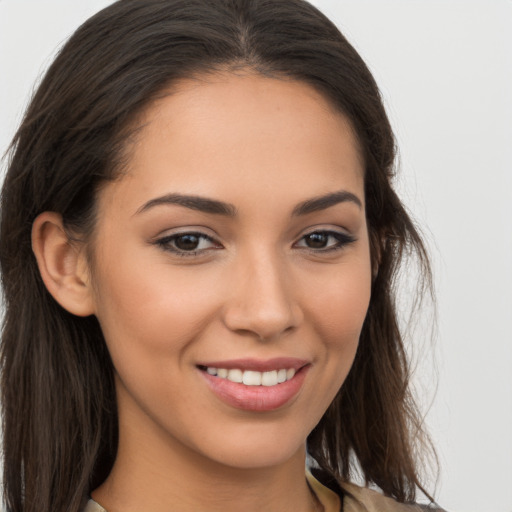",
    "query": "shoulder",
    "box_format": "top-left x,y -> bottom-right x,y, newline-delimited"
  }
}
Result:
309,468 -> 445,512
83,499 -> 107,512
340,481 -> 446,512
